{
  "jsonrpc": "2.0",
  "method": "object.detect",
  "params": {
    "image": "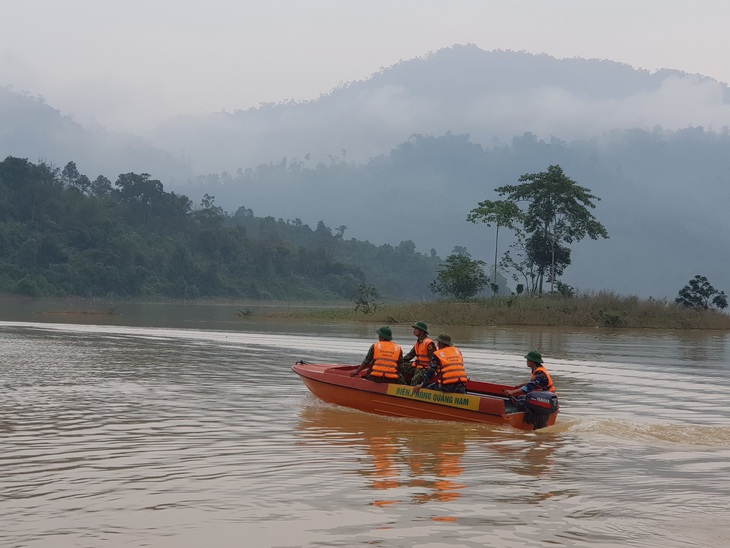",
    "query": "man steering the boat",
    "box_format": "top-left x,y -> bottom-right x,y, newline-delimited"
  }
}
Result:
349,326 -> 406,384
412,333 -> 468,394
502,351 -> 556,399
